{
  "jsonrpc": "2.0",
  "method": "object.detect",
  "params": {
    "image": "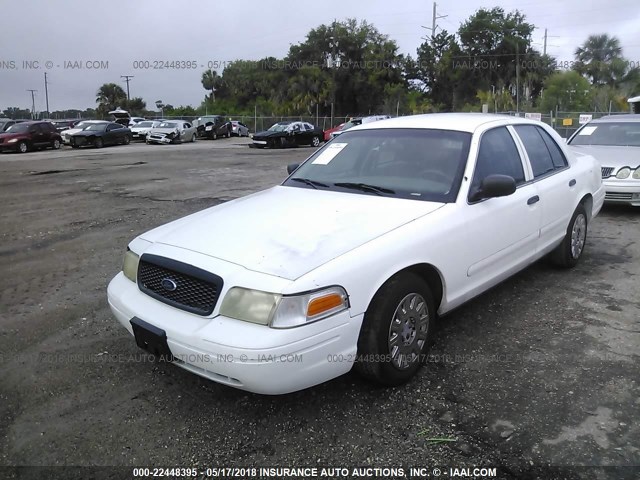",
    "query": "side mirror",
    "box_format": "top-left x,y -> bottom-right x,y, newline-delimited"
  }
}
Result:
469,174 -> 516,202
287,163 -> 300,174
